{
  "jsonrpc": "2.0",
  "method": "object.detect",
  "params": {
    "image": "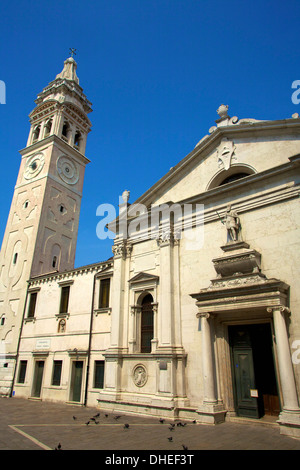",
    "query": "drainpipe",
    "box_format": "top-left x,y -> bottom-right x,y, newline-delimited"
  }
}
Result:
84,271 -> 97,406
10,282 -> 30,397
